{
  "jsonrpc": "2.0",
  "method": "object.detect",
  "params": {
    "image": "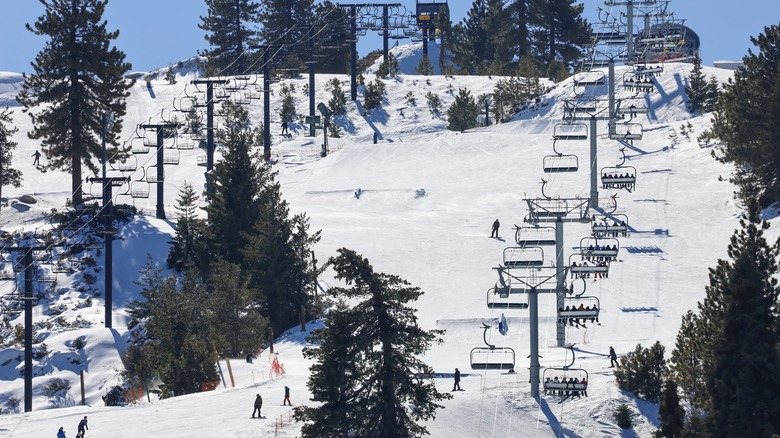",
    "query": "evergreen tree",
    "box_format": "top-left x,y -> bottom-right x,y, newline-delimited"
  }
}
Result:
432,6 -> 453,74
363,79 -> 386,112
670,310 -> 714,411
685,53 -> 708,114
202,100 -> 266,272
710,24 -> 780,206
127,256 -> 167,325
185,110 -> 204,136
452,0 -> 490,74
279,84 -> 297,123
127,265 -> 218,396
258,0 -> 314,64
447,88 -> 480,132
491,77 -> 524,122
614,341 -> 667,403
313,1 -> 351,74
507,0 -> 533,61
327,78 -> 347,116
529,0 -> 591,69
167,182 -> 203,272
296,248 -> 450,437
517,55 -> 542,99
199,0 -> 260,76
704,76 -> 720,112
206,259 -> 267,357
376,53 -> 400,79
17,0 -> 132,206
656,379 -> 685,438
242,176 -> 320,333
706,201 -> 780,437
416,56 -> 435,76
0,108 -> 22,206
483,0 -> 514,75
